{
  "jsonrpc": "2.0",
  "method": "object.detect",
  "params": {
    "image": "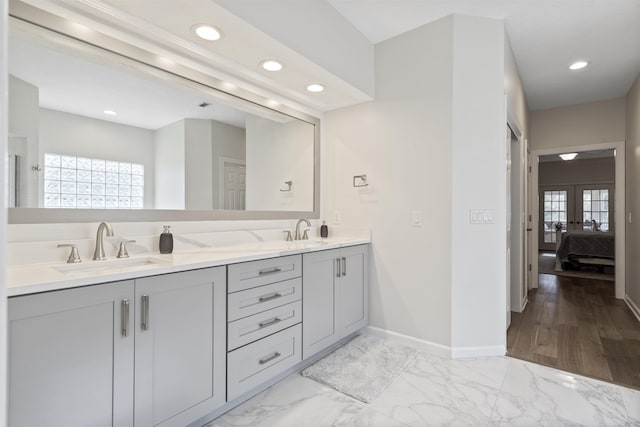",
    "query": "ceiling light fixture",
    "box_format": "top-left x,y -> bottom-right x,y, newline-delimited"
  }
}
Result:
193,24 -> 223,41
569,61 -> 588,70
103,110 -> 117,115
261,60 -> 283,72
306,83 -> 324,93
559,152 -> 578,161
